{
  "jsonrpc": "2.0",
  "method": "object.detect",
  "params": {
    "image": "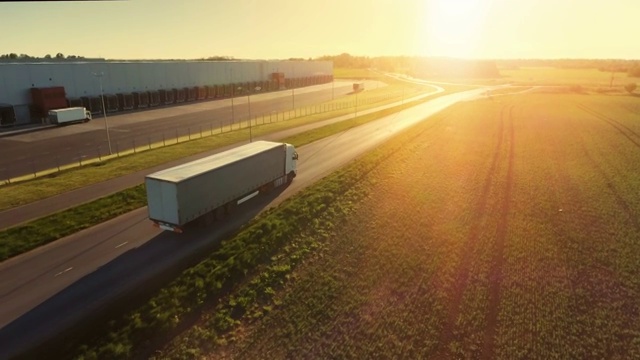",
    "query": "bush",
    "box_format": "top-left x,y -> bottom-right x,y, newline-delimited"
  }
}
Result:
624,83 -> 637,94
